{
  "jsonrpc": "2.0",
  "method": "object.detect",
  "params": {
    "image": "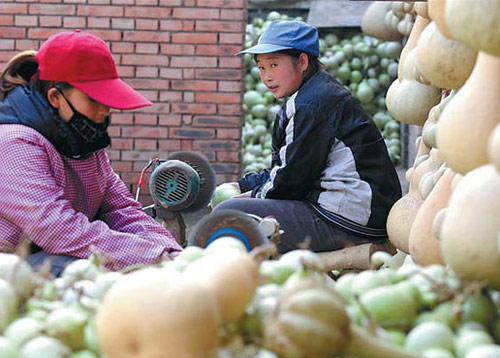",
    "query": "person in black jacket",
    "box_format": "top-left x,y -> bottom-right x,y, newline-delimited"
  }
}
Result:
214,21 -> 402,253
